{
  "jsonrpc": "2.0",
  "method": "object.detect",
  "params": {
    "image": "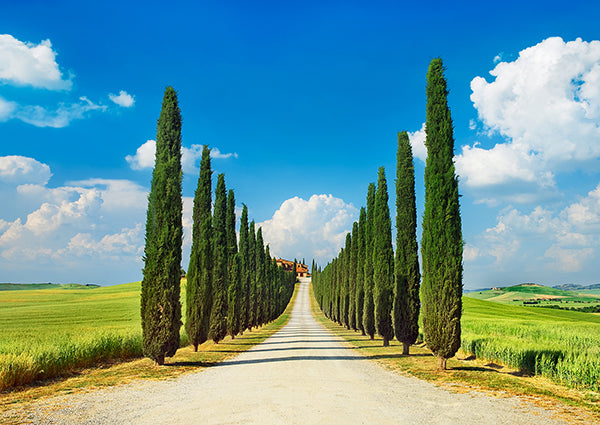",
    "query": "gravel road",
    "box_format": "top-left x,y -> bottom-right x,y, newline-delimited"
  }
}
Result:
12,278 -> 568,424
